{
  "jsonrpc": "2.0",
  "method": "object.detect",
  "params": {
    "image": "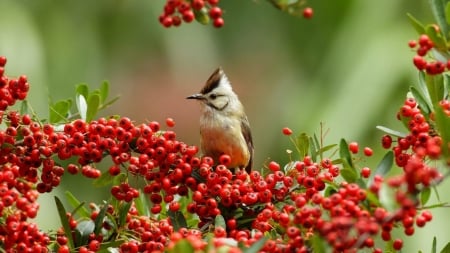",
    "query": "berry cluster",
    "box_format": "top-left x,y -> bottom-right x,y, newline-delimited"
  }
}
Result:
159,0 -> 224,28
0,57 -> 50,252
410,34 -> 449,75
382,97 -> 443,194
0,55 -> 443,252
